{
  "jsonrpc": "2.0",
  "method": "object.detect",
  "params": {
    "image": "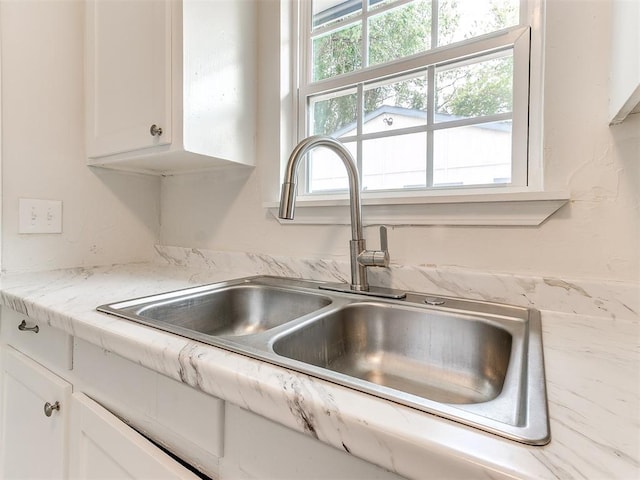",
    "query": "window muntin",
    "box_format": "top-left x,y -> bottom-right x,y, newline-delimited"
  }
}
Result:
299,0 -> 530,196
